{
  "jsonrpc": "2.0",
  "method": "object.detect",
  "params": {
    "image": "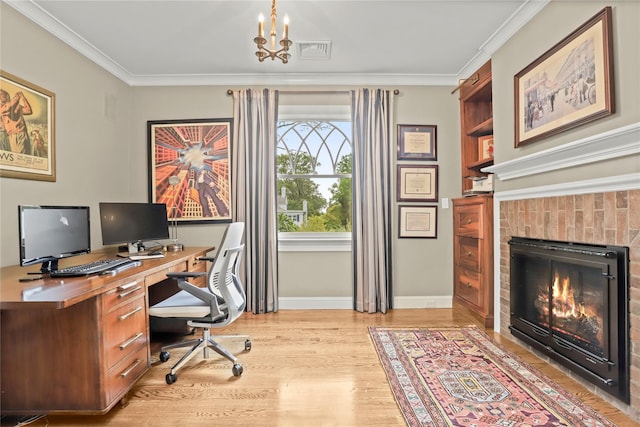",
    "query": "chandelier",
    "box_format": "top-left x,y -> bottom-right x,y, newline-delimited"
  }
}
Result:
254,0 -> 292,63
